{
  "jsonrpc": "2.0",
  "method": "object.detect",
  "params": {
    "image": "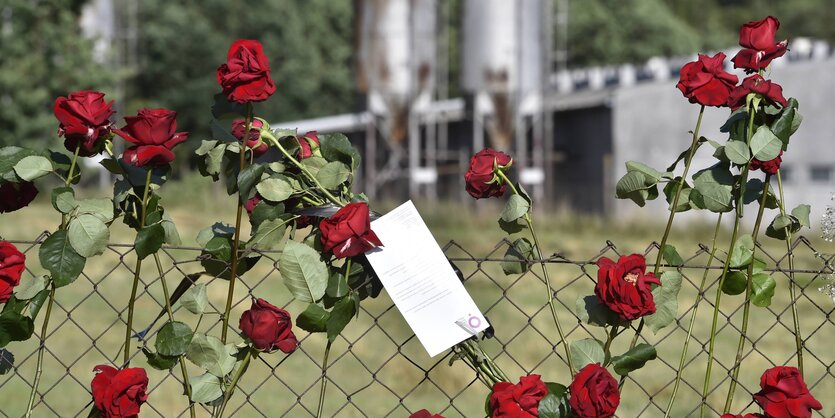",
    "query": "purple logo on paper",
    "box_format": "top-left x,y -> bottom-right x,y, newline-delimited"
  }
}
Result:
467,315 -> 481,329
